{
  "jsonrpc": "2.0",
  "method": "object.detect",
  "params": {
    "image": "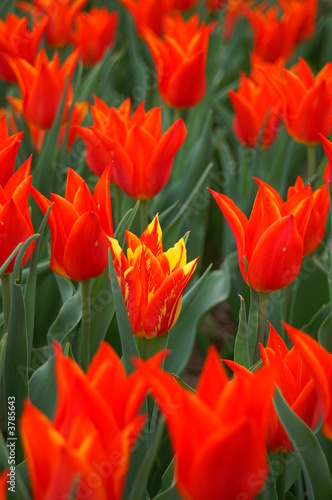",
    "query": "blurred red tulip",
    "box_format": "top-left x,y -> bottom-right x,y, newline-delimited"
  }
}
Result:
284,322 -> 332,440
31,166 -> 113,281
110,214 -> 198,338
71,7 -> 118,66
119,0 -> 173,36
143,14 -> 217,108
135,346 -> 277,499
0,114 -> 23,188
173,0 -> 197,9
209,183 -> 313,291
8,48 -> 80,131
206,0 -> 225,12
